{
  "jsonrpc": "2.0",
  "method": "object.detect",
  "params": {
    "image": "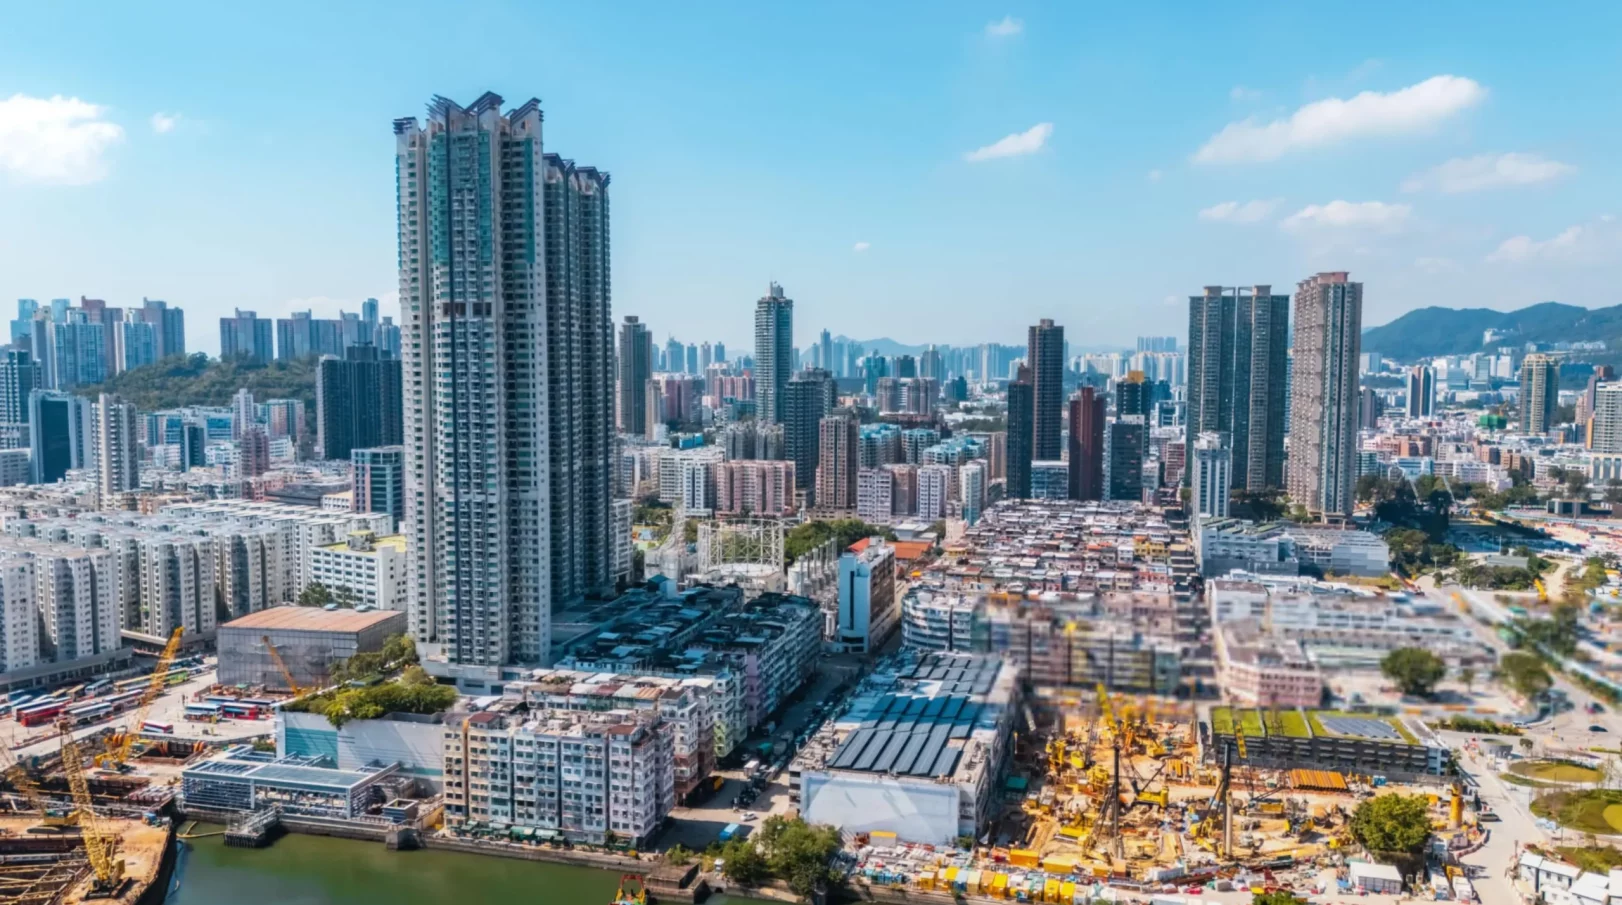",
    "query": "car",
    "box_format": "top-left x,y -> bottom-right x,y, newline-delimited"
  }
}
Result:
1479,812 -> 1501,822
741,811 -> 759,821
1591,725 -> 1609,733
1184,887 -> 1204,895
